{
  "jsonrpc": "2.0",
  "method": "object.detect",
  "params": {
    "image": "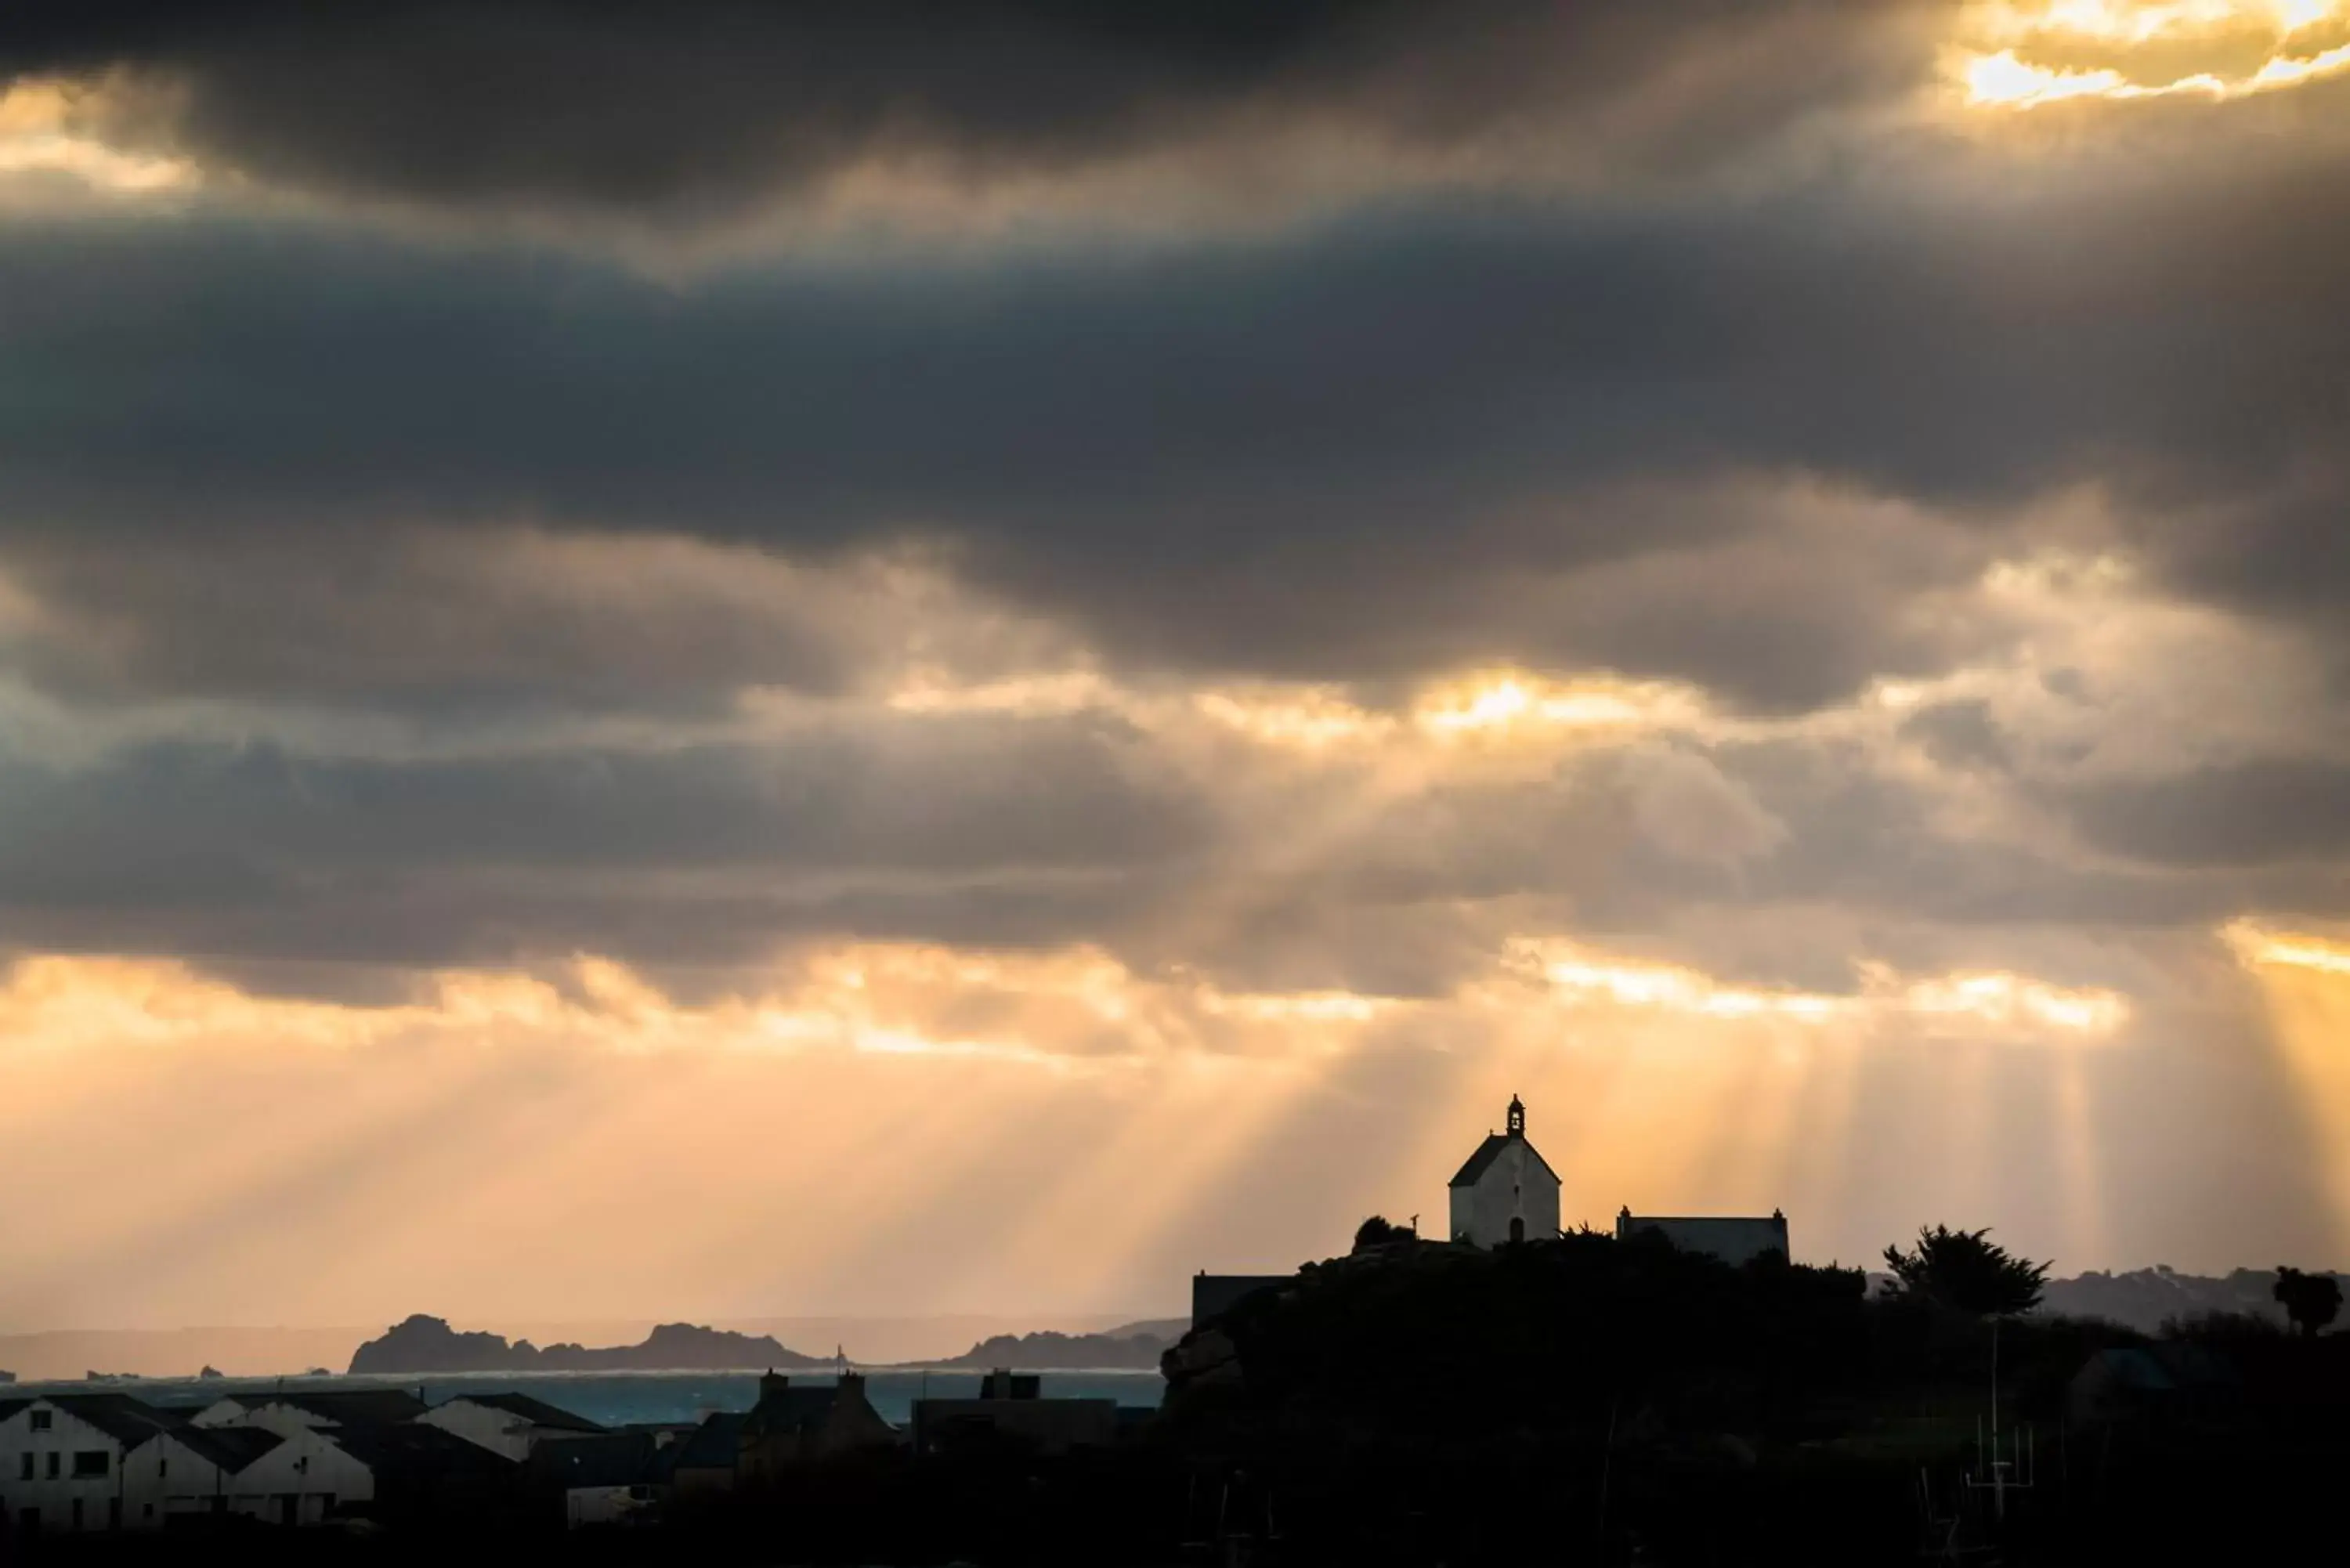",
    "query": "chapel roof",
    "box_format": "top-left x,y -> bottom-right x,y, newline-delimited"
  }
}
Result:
1448,1132 -> 1559,1189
